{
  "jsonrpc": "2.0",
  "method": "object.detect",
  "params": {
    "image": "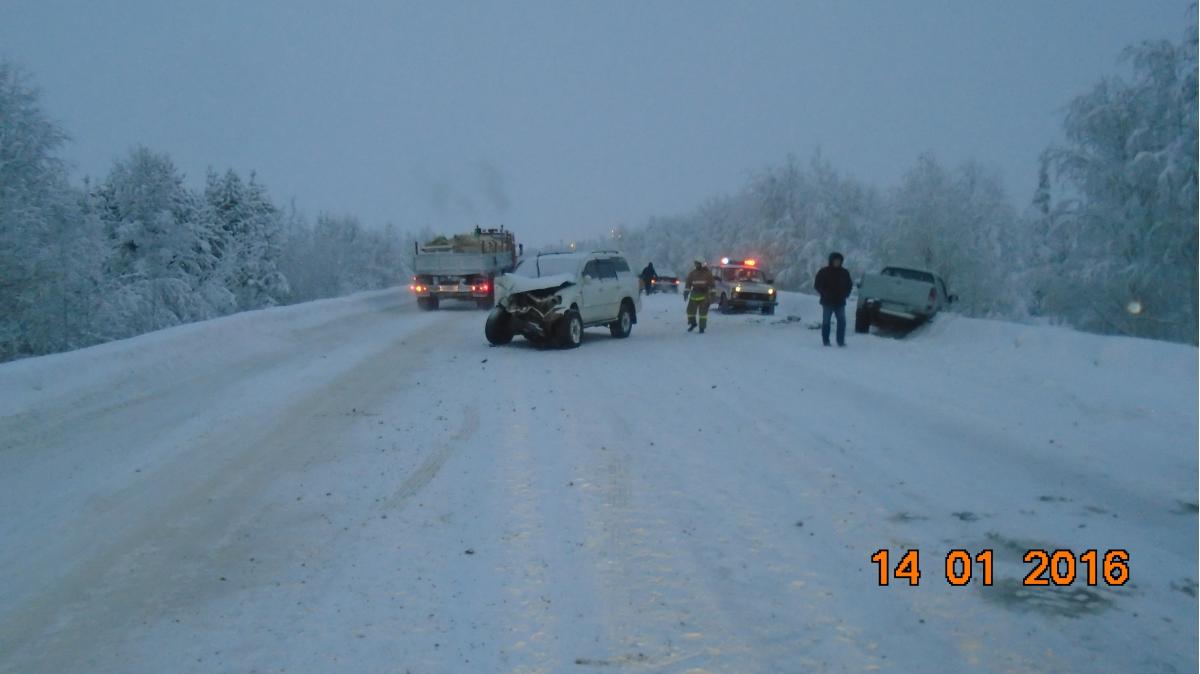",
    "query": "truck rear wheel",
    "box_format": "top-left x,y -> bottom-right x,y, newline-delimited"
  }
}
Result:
484,307 -> 513,345
855,306 -> 871,333
417,296 -> 439,311
477,297 -> 494,310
